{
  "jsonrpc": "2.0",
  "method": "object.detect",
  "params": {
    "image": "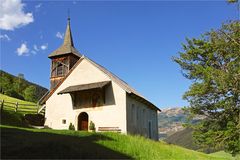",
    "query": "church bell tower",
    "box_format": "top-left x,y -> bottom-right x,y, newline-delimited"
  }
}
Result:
48,18 -> 81,89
